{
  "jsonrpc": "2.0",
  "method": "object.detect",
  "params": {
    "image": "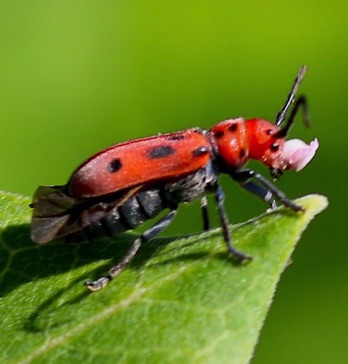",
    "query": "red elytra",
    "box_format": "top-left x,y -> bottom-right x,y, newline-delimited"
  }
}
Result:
31,66 -> 317,291
68,129 -> 211,198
